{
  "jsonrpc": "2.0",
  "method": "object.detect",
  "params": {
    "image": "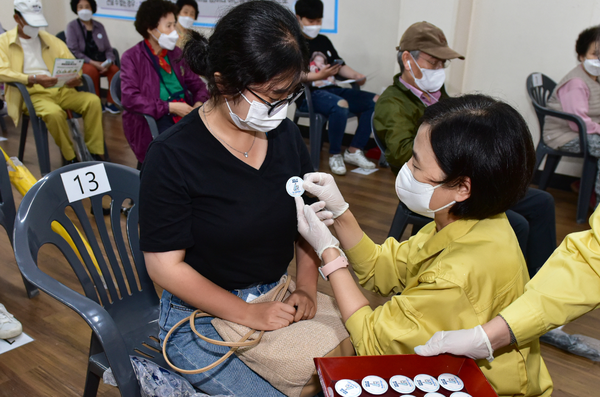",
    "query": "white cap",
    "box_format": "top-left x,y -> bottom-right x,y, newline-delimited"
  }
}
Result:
14,0 -> 48,27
